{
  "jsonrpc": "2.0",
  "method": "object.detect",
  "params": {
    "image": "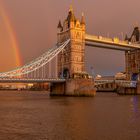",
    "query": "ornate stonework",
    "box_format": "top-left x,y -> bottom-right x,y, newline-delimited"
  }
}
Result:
57,7 -> 86,78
